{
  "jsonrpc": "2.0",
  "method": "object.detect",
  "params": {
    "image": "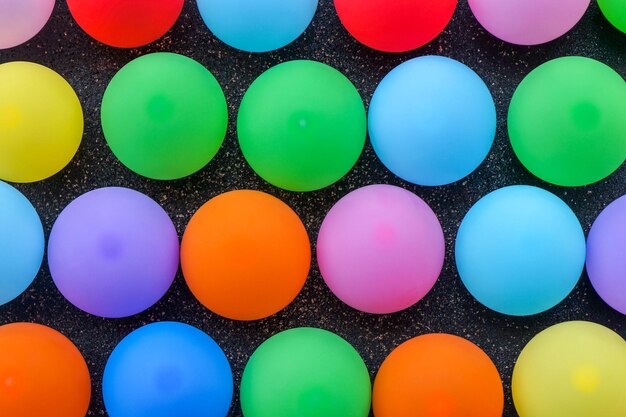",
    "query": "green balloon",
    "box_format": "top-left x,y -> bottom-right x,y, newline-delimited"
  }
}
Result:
101,52 -> 228,180
240,327 -> 371,417
508,56 -> 626,187
598,0 -> 626,33
237,60 -> 366,192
